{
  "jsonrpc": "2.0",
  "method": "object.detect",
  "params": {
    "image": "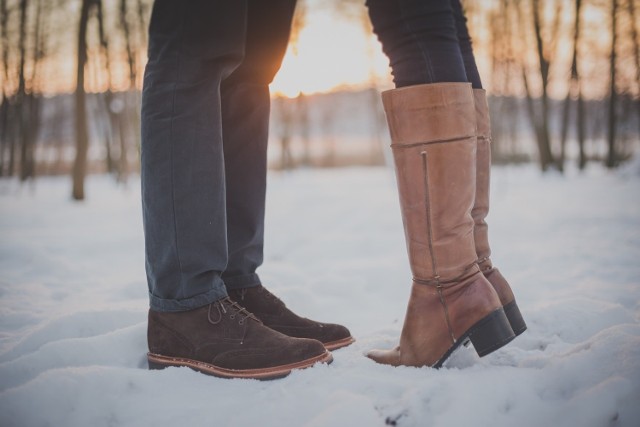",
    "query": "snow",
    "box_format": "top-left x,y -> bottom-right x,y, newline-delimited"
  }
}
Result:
1,161 -> 639,427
